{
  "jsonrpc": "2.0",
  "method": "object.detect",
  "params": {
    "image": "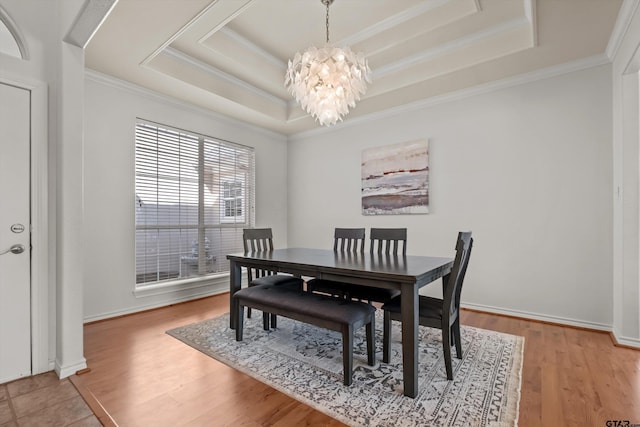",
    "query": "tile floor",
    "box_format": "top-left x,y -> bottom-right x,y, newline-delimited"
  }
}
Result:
0,372 -> 102,426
